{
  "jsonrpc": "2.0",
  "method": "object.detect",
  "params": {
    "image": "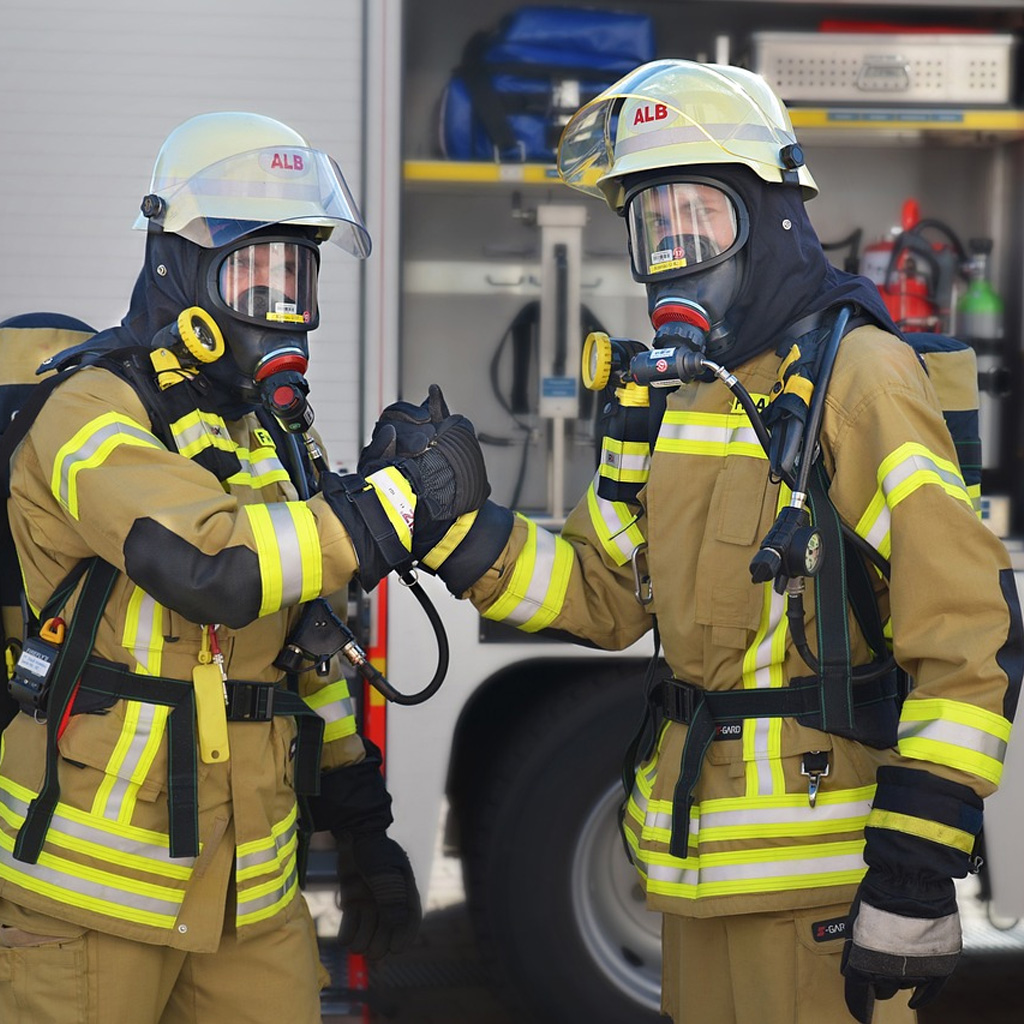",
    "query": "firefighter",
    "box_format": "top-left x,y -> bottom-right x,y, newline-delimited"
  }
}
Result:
359,62 -> 1023,1023
0,112 -> 490,1022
